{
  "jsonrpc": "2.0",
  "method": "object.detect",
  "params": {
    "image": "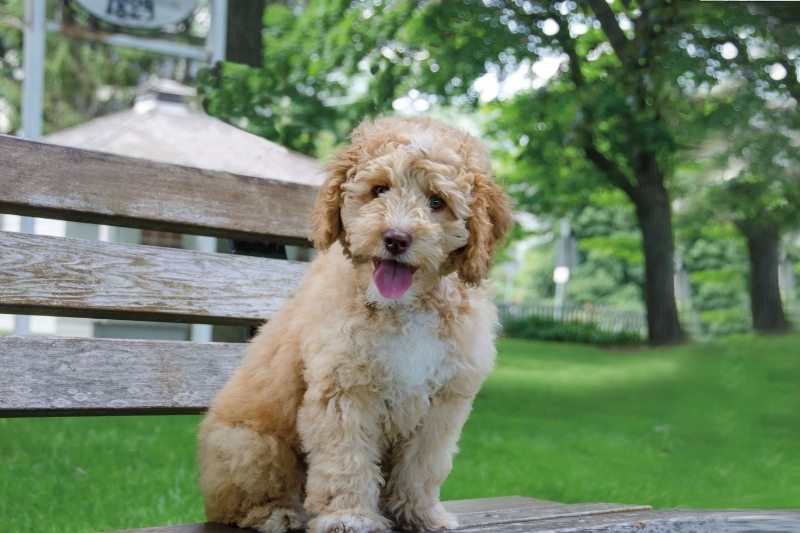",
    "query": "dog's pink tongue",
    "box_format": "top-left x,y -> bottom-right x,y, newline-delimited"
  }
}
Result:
374,260 -> 414,299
